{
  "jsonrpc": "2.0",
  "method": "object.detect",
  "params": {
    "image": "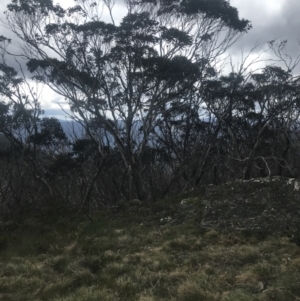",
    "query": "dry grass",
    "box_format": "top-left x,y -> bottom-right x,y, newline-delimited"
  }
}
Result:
0,199 -> 300,301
